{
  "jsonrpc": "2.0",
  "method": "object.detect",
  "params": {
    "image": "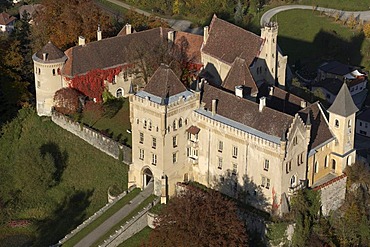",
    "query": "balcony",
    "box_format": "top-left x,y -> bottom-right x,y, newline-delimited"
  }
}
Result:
288,180 -> 306,196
